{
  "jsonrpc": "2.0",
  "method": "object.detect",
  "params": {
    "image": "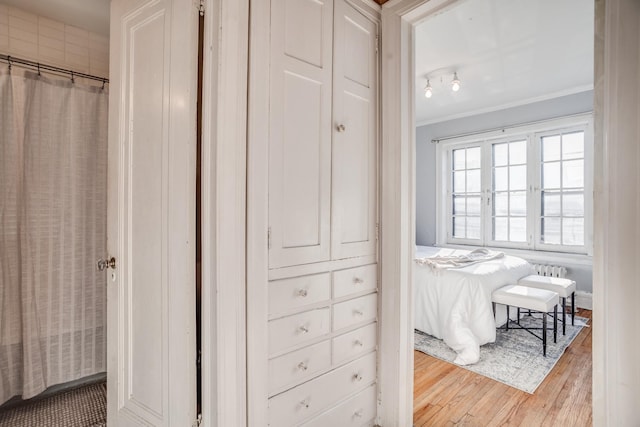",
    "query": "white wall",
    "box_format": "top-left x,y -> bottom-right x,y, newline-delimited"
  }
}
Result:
416,90 -> 594,294
0,4 -> 108,79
